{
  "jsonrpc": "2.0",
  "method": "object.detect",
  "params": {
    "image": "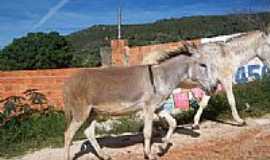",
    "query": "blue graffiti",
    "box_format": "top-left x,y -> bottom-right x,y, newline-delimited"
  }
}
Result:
262,65 -> 270,77
235,64 -> 270,84
248,65 -> 261,80
235,66 -> 248,84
